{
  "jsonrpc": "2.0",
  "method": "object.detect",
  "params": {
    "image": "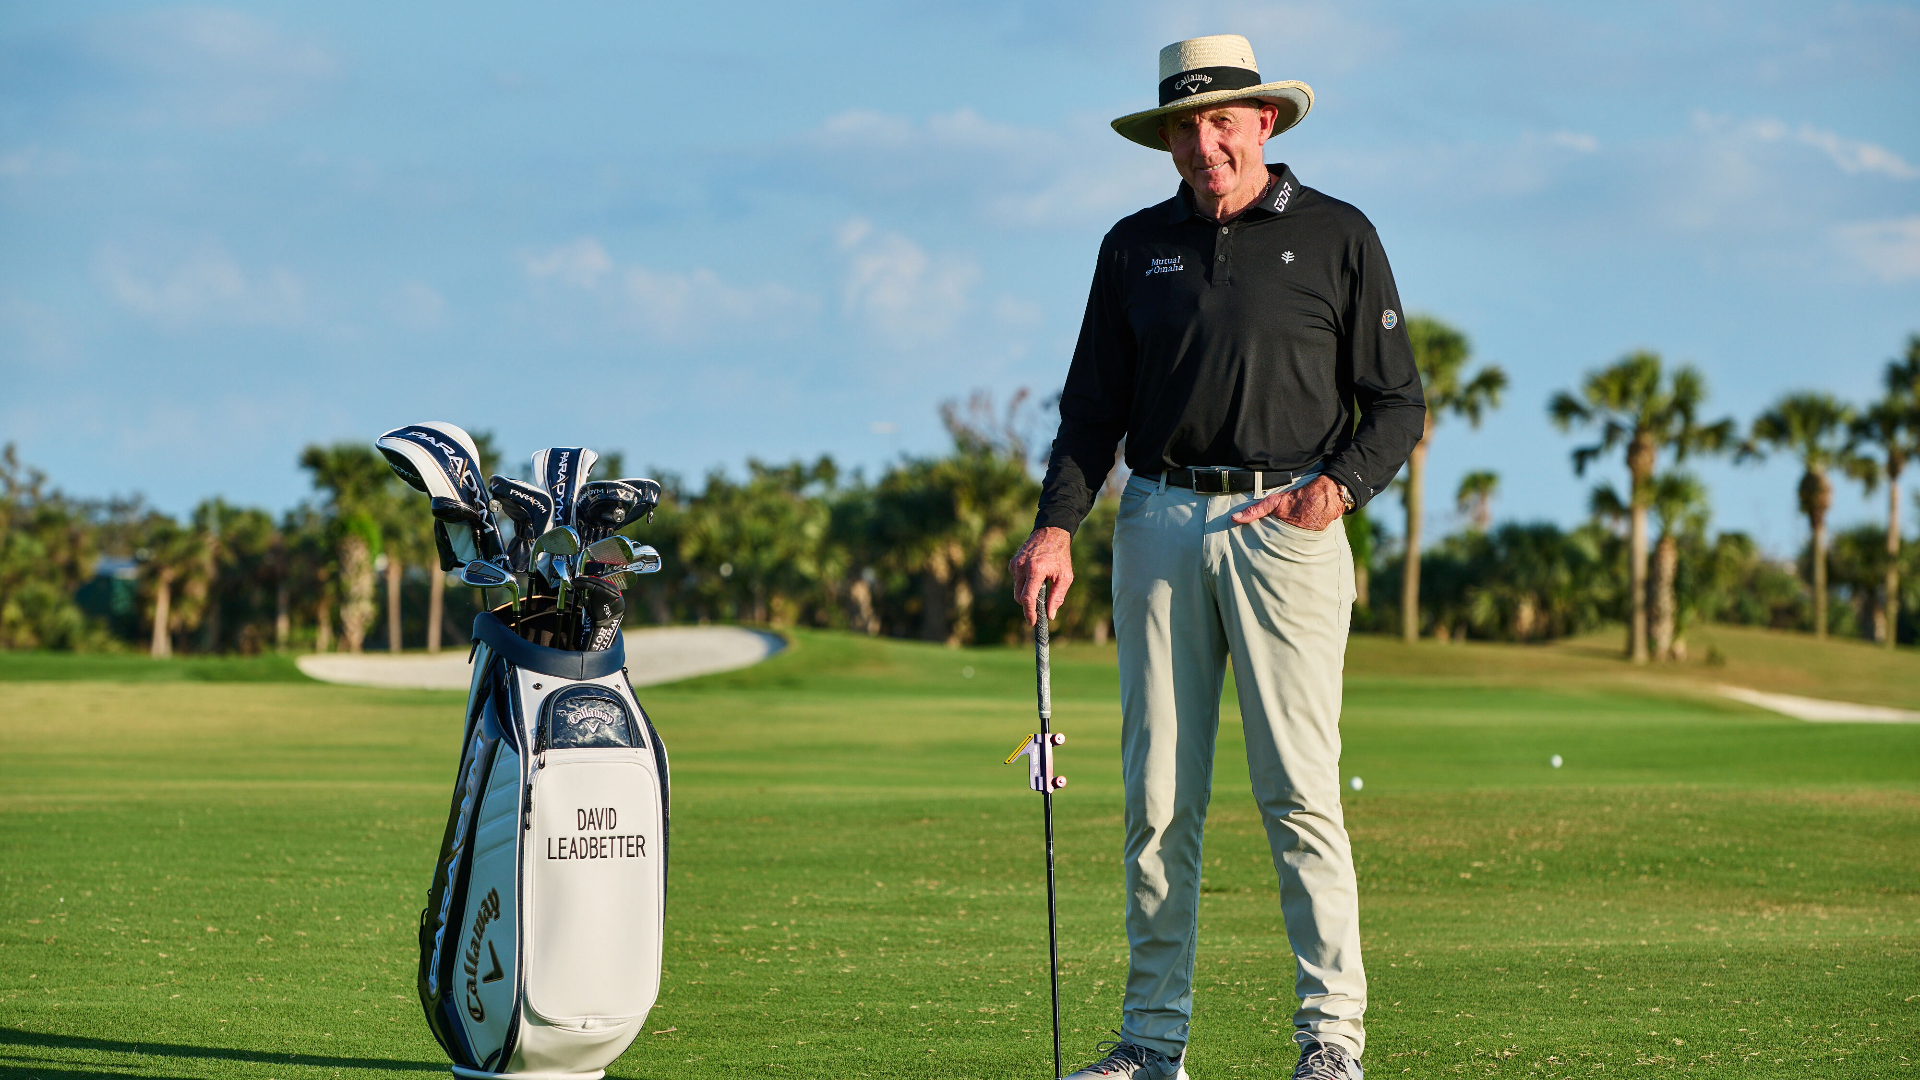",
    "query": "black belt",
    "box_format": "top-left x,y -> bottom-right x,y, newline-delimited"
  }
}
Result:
1144,468 -> 1300,495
